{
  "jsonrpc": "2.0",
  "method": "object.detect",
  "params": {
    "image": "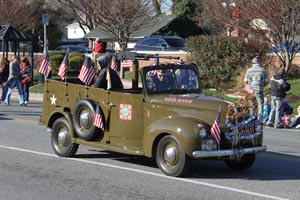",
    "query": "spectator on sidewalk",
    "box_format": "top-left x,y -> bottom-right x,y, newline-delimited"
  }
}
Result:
244,56 -> 270,115
266,68 -> 290,128
263,97 -> 271,124
20,56 -> 32,105
0,57 -> 9,102
4,55 -> 25,106
289,106 -> 300,128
